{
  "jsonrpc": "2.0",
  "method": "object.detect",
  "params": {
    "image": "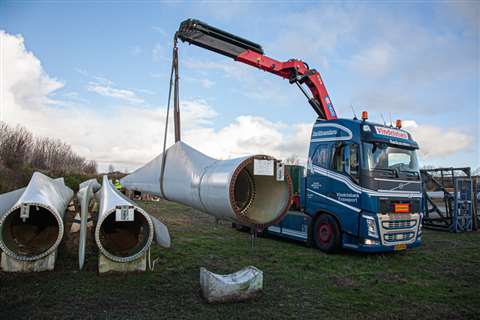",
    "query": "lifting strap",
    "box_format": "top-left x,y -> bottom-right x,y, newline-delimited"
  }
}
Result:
159,38 -> 181,199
